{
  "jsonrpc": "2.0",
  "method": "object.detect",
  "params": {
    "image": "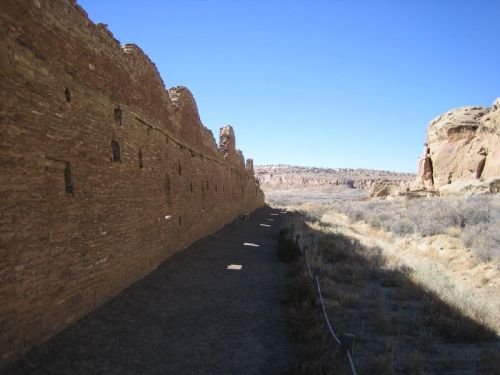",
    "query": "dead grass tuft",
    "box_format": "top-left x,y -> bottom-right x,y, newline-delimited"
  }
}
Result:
286,268 -> 337,374
421,290 -> 495,342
